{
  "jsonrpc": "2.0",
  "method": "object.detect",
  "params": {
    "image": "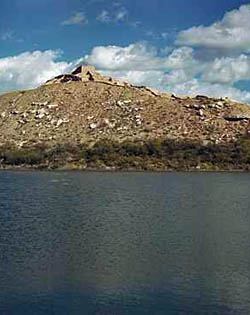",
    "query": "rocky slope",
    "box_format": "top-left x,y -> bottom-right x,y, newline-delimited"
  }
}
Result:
1,65 -> 250,148
0,65 -> 250,170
